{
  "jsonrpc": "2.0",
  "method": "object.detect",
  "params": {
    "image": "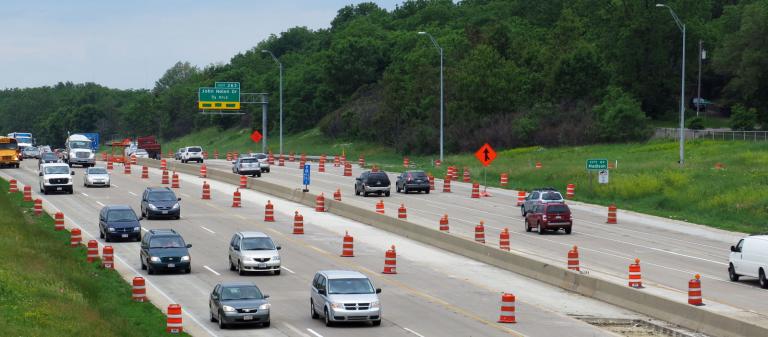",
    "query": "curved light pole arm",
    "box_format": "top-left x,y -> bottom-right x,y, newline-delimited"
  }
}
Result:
262,50 -> 284,155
